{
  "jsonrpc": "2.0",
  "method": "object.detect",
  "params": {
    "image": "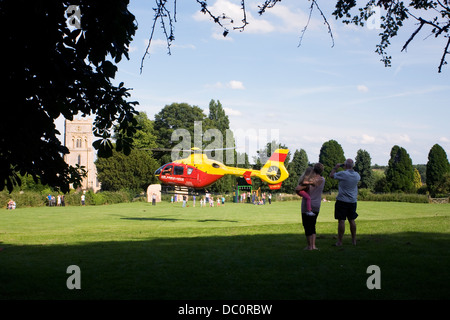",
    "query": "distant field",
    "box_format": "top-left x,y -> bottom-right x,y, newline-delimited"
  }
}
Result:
0,200 -> 449,300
